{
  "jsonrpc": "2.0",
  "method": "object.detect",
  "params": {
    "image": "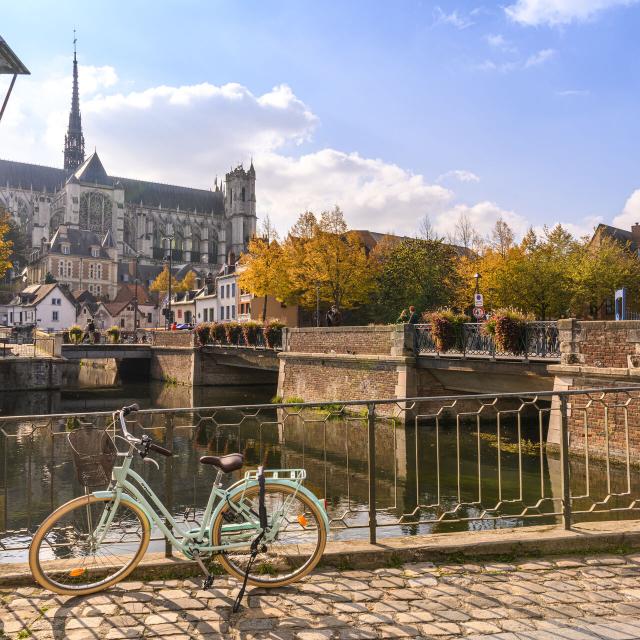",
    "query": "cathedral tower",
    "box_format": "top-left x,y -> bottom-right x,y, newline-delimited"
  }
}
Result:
224,161 -> 257,260
63,33 -> 85,174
